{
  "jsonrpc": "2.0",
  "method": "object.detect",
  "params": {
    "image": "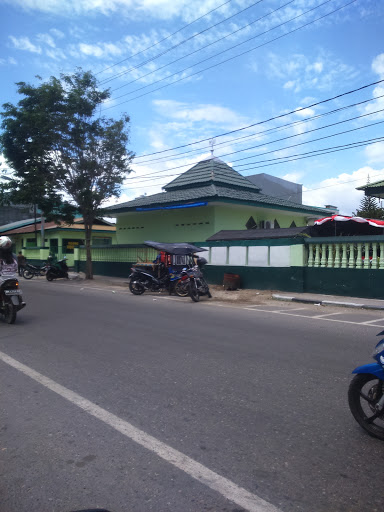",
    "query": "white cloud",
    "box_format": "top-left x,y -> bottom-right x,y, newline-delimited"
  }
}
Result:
4,0 -> 233,20
36,33 -> 56,48
79,42 -> 123,58
266,51 -> 358,93
50,28 -> 65,39
365,142 -> 384,165
152,99 -> 247,128
9,36 -> 41,54
372,53 -> 384,77
303,167 -> 384,215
